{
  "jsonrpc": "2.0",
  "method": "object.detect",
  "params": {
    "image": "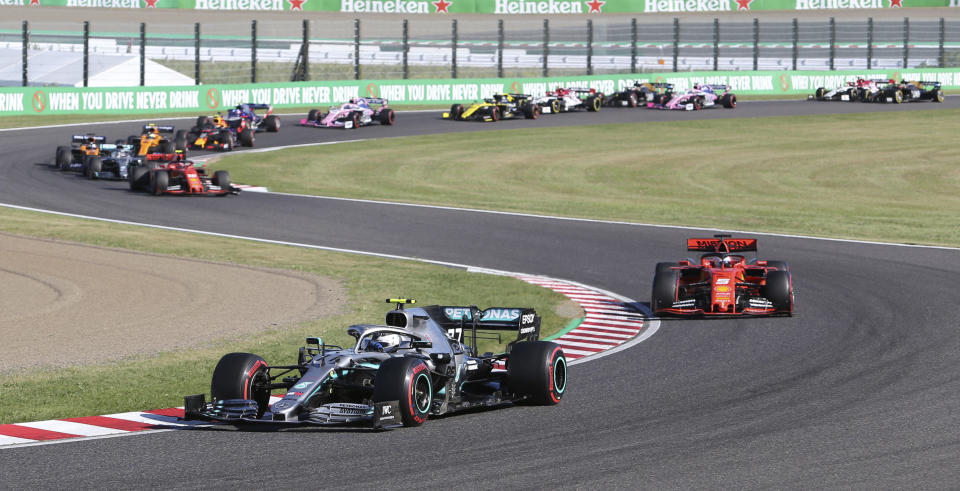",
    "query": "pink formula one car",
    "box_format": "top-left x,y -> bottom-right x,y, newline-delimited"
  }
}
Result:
647,84 -> 737,111
300,98 -> 396,129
